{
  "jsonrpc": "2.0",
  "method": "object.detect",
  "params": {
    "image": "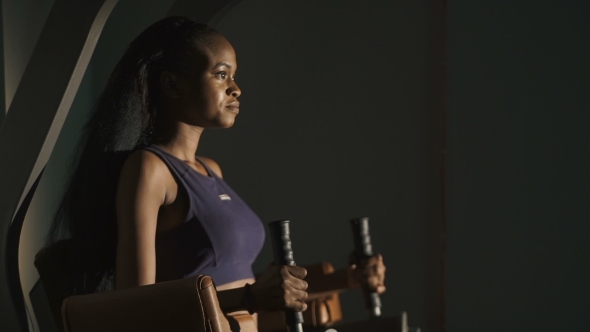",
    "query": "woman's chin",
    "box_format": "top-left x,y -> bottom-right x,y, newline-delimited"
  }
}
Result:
197,116 -> 236,129
214,118 -> 236,129
221,114 -> 238,128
